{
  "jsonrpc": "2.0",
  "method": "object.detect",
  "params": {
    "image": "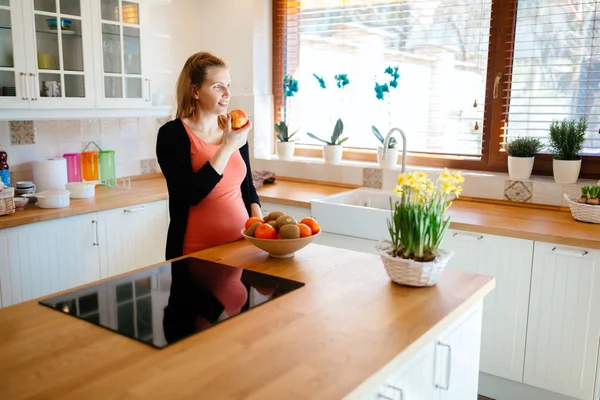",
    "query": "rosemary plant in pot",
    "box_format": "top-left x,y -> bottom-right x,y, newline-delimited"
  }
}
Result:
372,125 -> 397,169
376,169 -> 464,287
504,137 -> 544,180
275,121 -> 298,160
307,118 -> 348,164
548,116 -> 587,184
